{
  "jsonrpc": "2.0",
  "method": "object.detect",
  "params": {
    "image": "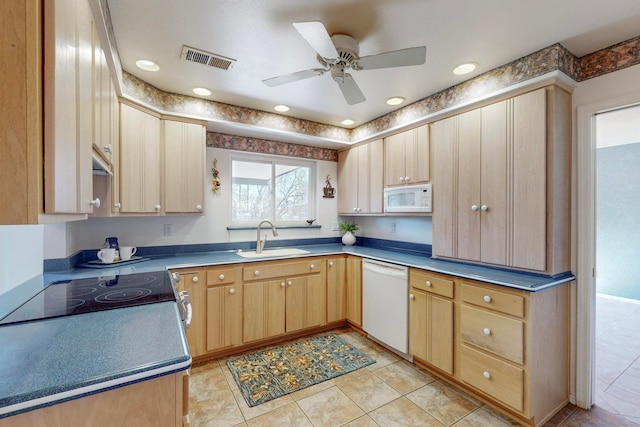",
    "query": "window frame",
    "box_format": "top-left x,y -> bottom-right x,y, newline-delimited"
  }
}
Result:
230,152 -> 317,226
